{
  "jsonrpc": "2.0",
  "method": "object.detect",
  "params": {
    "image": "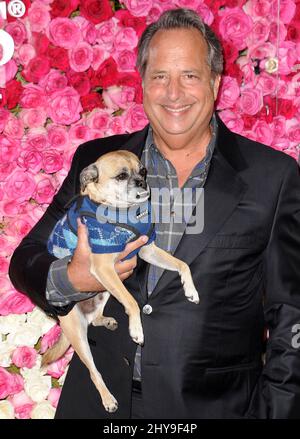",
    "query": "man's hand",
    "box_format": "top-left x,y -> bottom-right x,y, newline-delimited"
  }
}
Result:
67,218 -> 148,292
